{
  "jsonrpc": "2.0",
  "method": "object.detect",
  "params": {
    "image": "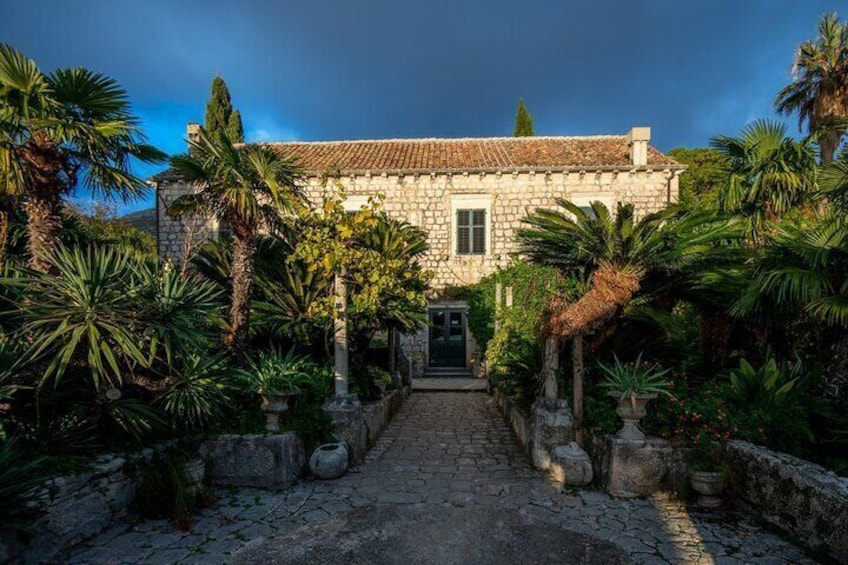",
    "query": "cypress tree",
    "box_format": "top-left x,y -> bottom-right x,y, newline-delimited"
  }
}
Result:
227,109 -> 244,143
204,76 -> 244,142
514,99 -> 535,137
